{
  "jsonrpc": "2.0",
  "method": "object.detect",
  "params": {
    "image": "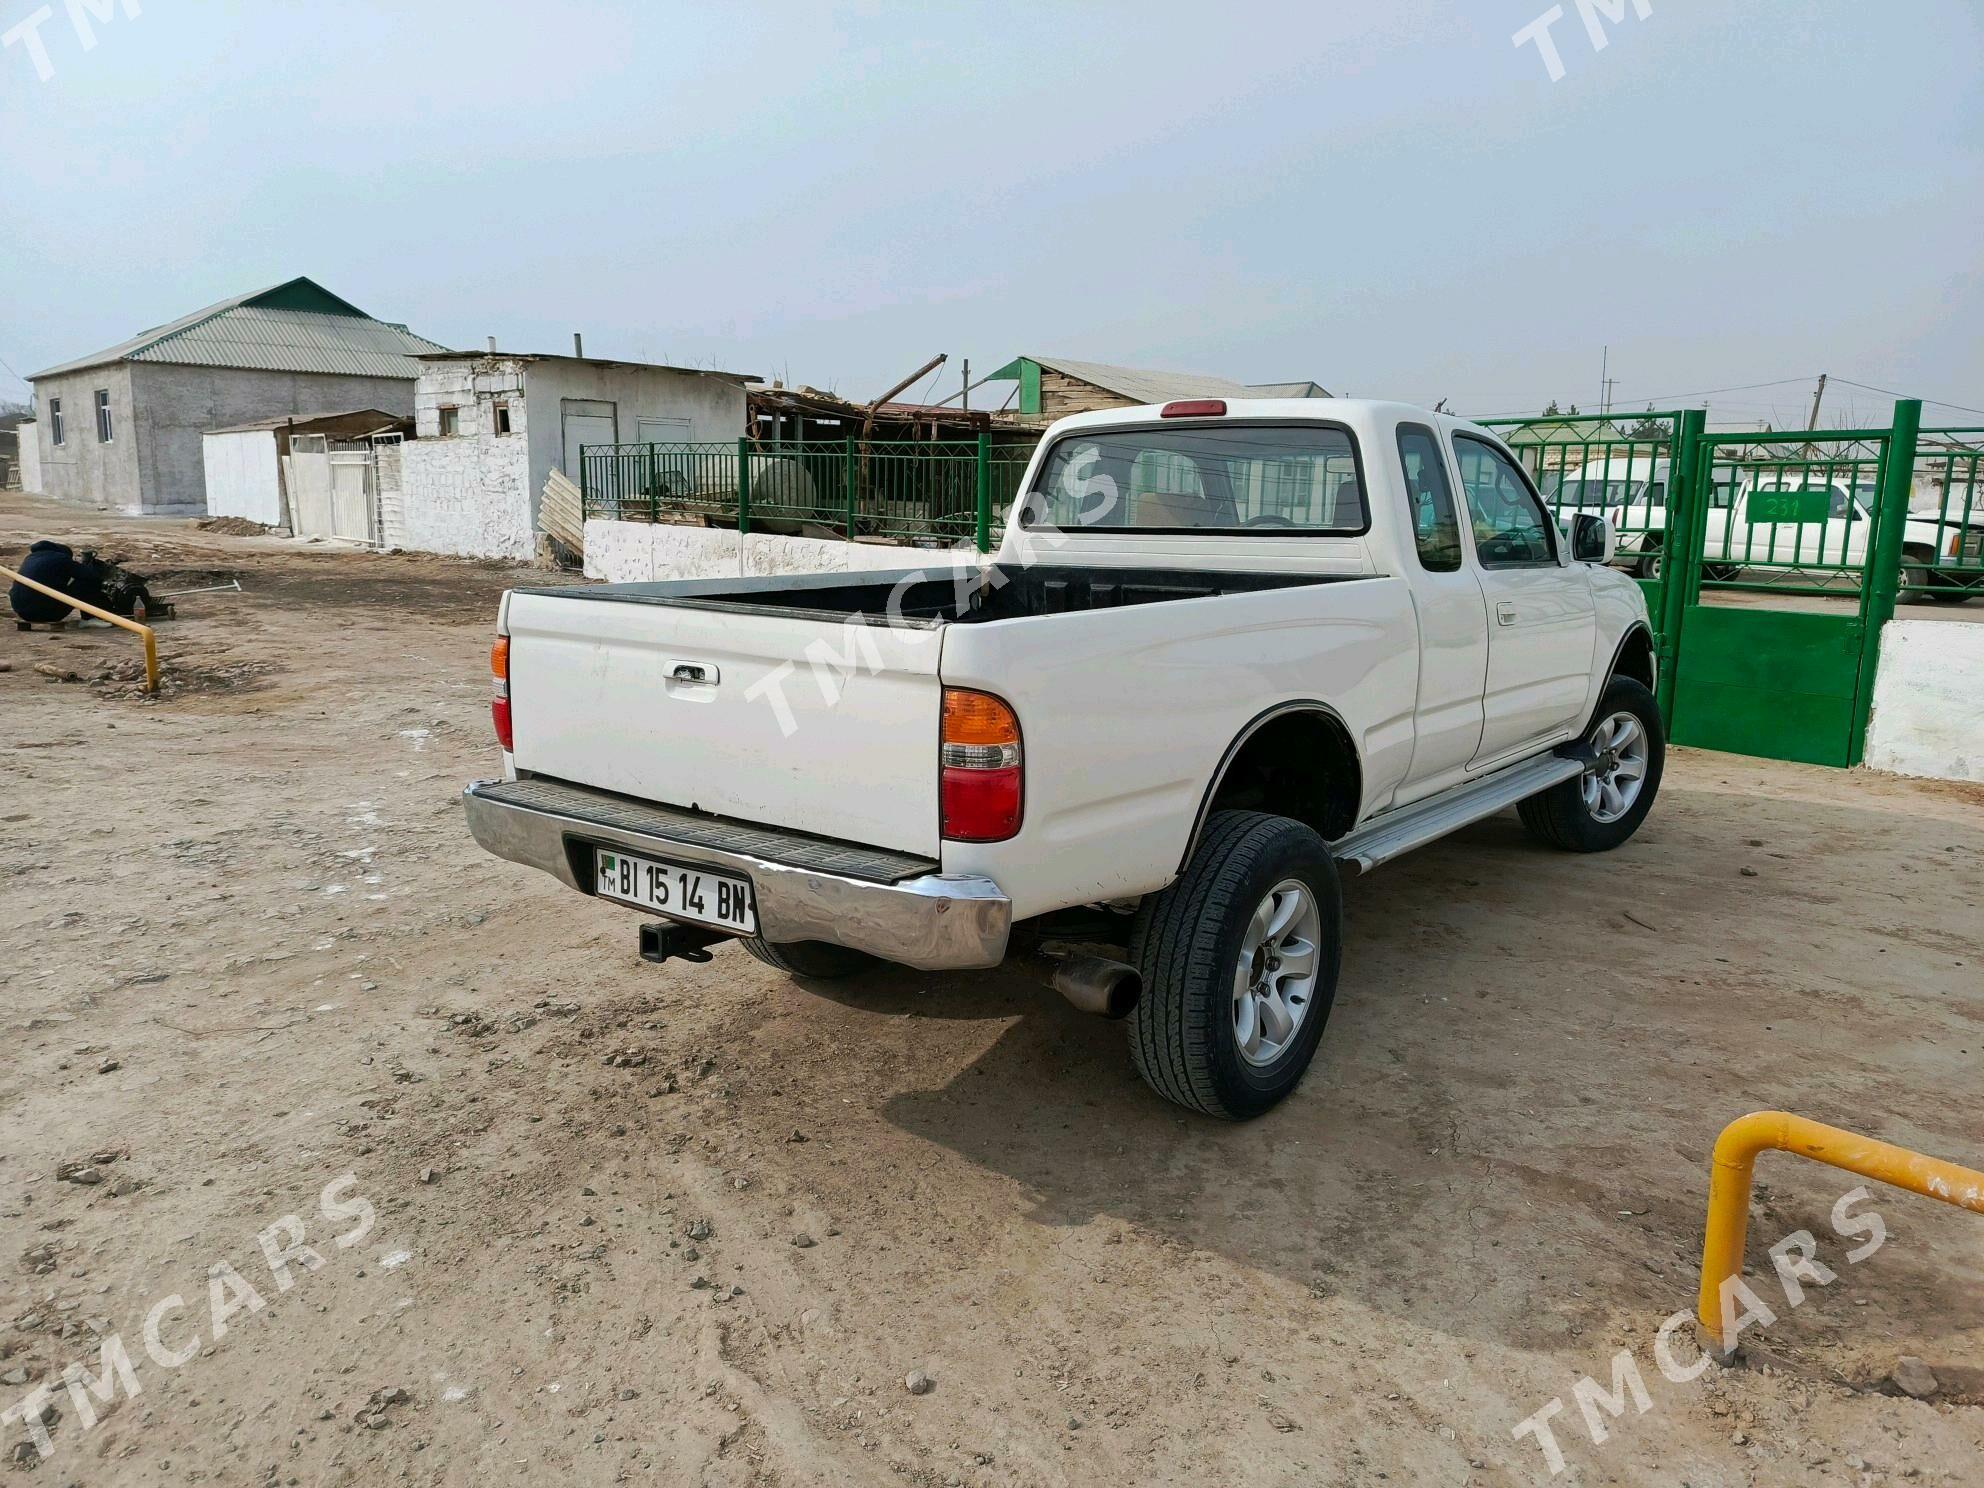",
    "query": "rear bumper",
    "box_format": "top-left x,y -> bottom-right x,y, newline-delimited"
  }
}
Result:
462,777 -> 1011,971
